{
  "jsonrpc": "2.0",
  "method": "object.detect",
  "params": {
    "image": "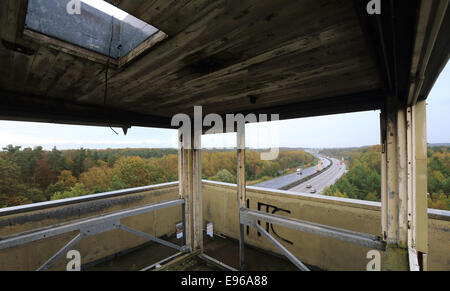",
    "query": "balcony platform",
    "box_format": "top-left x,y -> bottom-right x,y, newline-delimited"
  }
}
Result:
85,234 -> 305,271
